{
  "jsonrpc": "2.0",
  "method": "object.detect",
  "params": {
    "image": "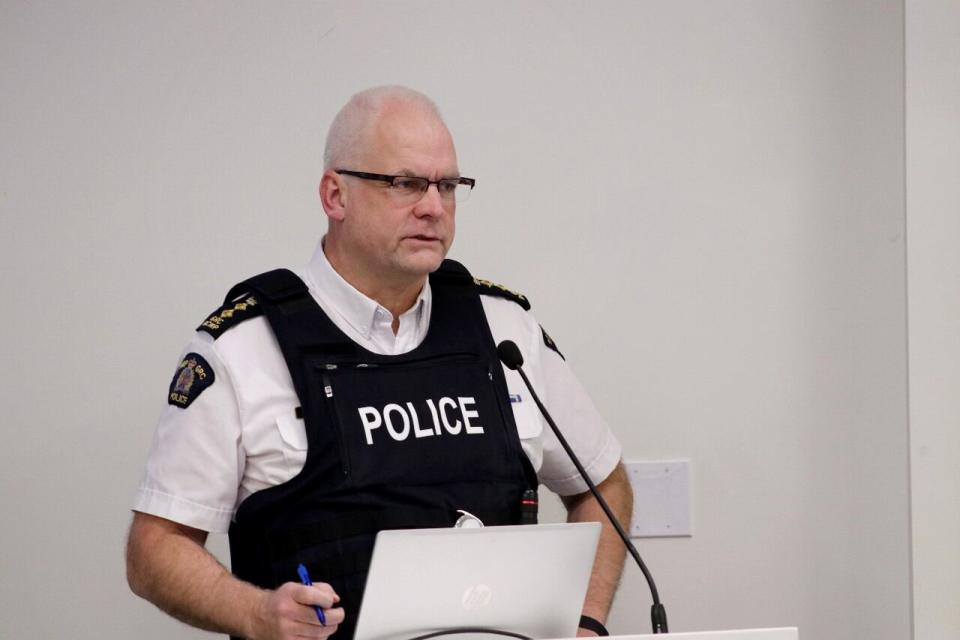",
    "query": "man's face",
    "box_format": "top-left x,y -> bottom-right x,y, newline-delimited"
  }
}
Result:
334,107 -> 459,286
